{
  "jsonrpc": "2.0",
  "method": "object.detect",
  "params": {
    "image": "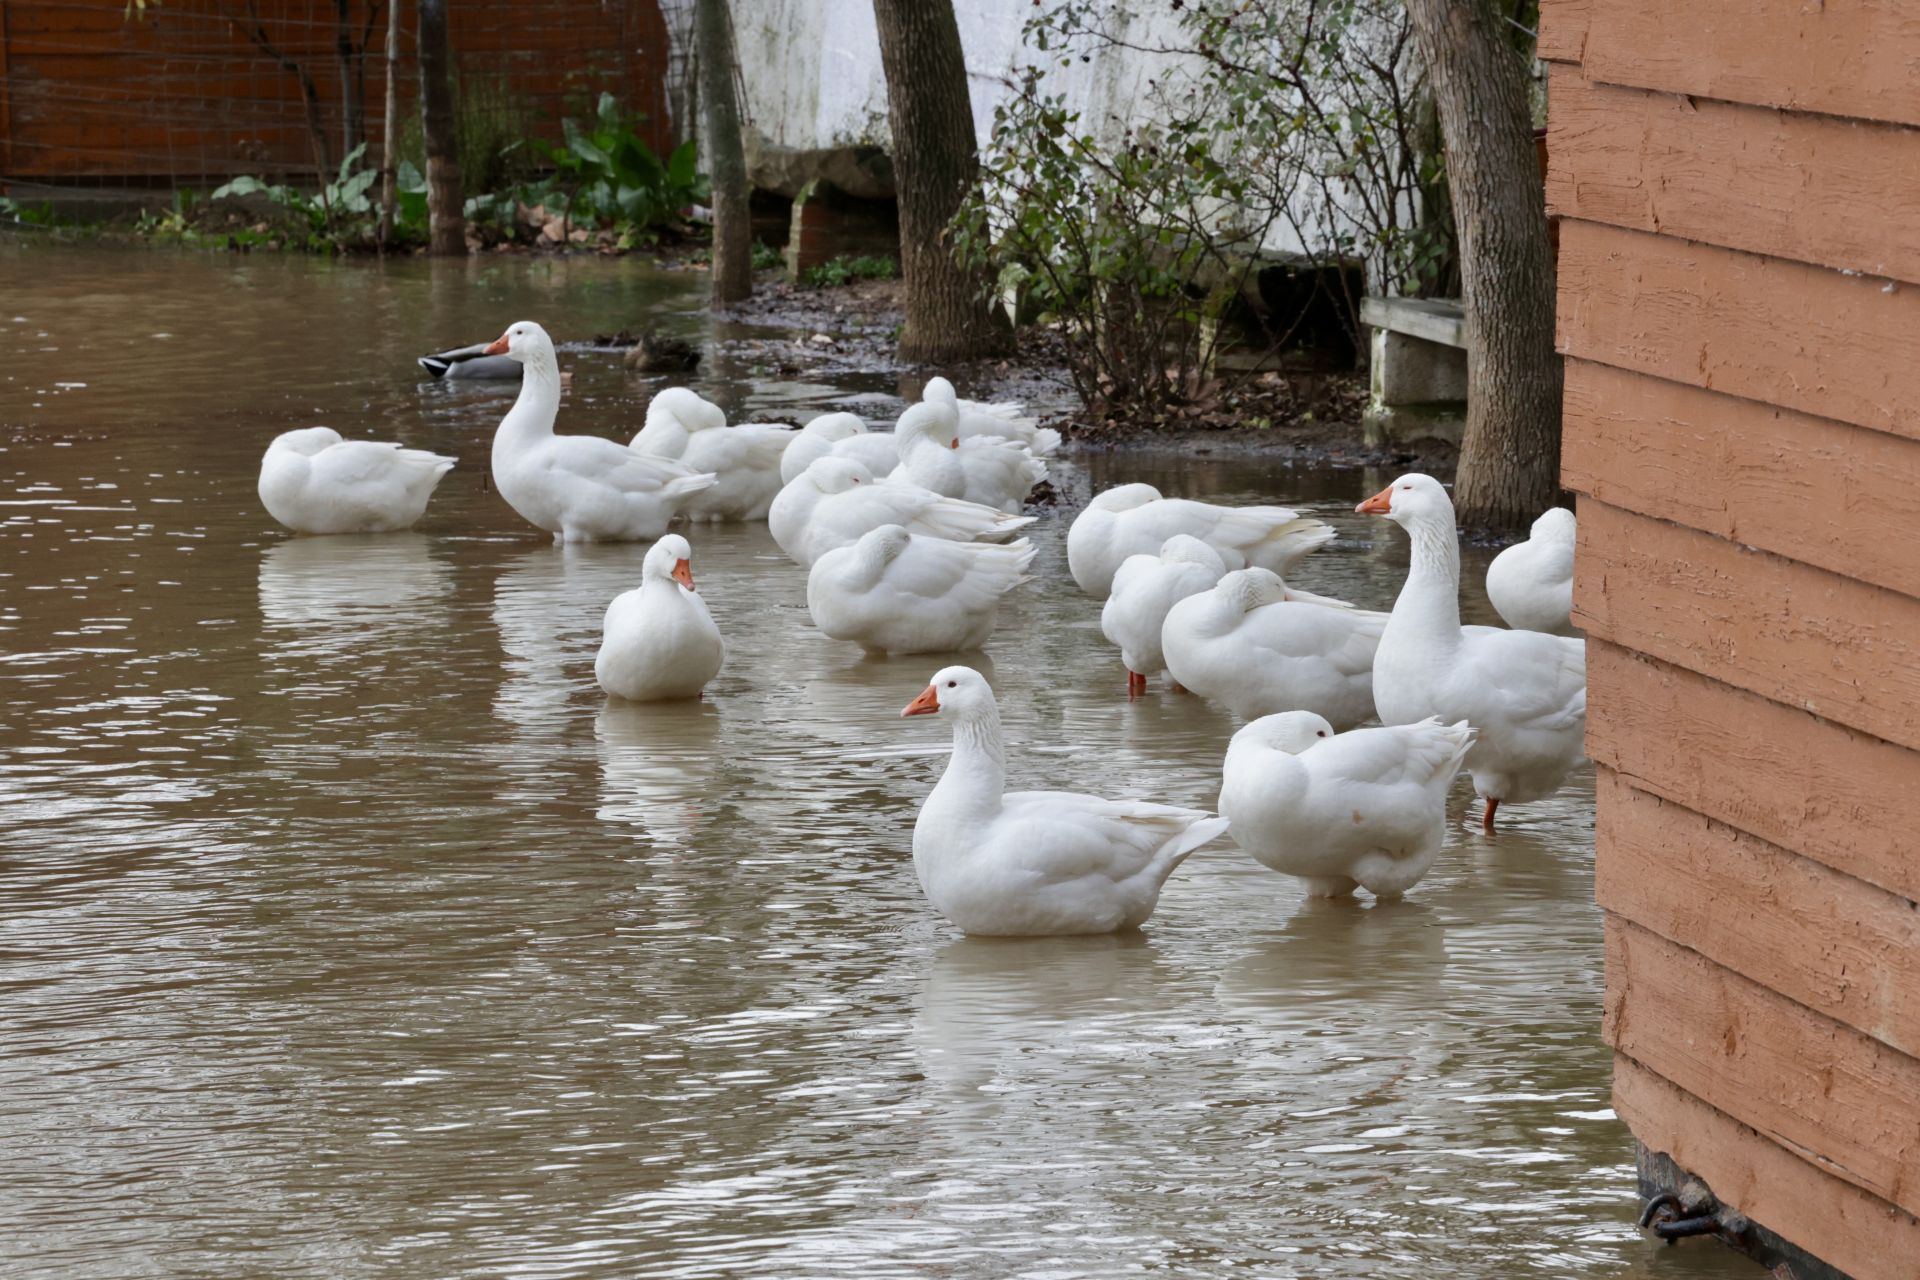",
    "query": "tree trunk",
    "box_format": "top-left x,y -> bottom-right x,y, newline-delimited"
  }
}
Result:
696,0 -> 752,305
417,0 -> 465,256
1401,0 -> 1560,531
334,0 -> 366,166
377,0 -> 402,247
870,0 -> 1000,362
